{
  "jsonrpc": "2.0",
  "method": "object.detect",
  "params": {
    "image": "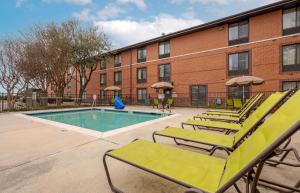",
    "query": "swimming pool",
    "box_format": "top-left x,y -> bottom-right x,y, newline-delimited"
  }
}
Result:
28,109 -> 168,133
